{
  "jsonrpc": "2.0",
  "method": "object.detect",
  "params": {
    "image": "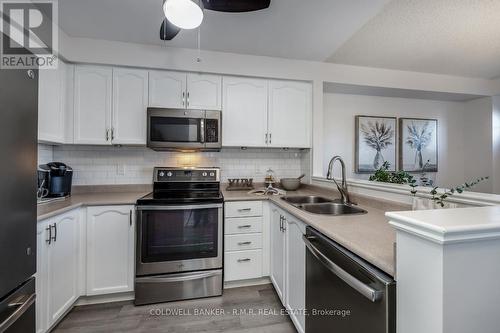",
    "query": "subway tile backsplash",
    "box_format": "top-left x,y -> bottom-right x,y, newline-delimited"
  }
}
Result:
38,144 -> 54,165
50,145 -> 306,185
